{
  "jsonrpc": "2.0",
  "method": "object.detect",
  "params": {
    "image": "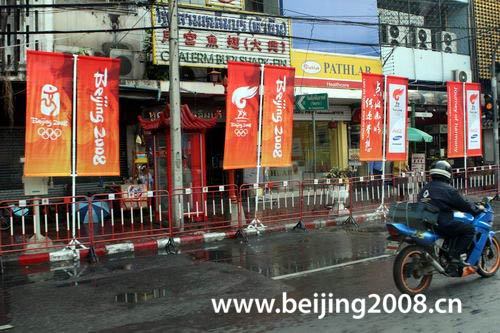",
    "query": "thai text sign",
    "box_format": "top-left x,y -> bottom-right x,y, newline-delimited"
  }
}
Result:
152,7 -> 291,67
206,0 -> 243,9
